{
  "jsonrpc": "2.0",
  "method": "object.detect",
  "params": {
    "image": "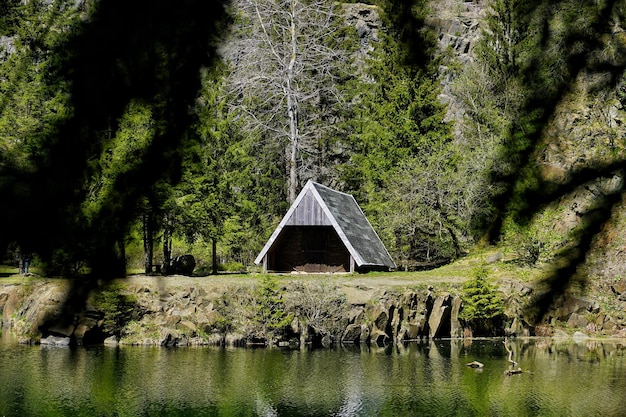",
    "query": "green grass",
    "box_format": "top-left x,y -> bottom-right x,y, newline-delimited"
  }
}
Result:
0,264 -> 18,275
0,245 -> 551,285
0,266 -> 44,284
